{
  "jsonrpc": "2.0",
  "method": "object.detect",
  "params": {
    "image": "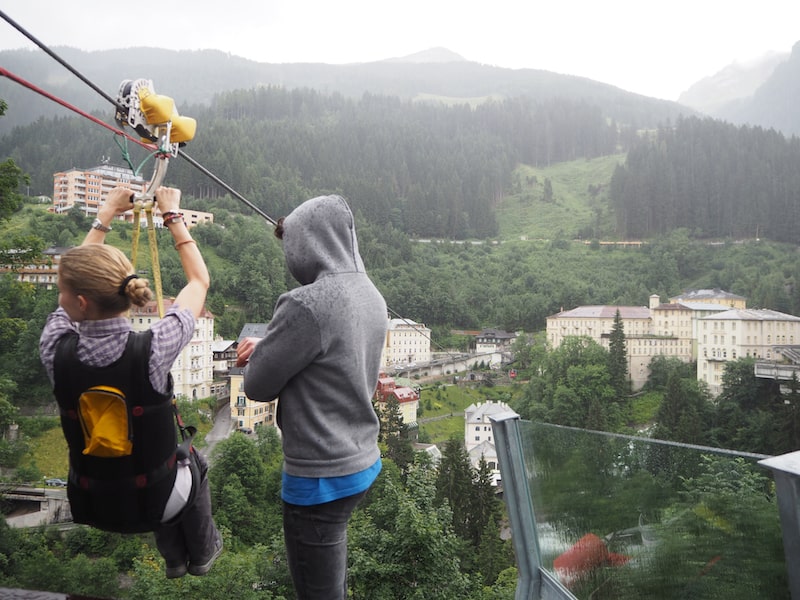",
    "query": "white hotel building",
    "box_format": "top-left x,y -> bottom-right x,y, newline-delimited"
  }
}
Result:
697,308 -> 800,396
382,318 -> 432,368
129,299 -> 215,401
546,289 -> 800,394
